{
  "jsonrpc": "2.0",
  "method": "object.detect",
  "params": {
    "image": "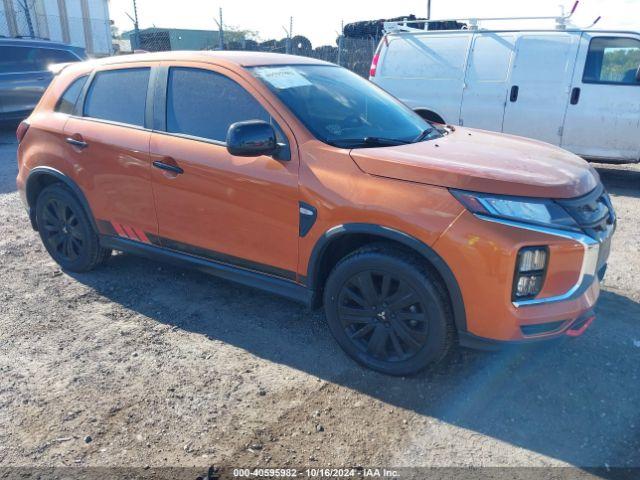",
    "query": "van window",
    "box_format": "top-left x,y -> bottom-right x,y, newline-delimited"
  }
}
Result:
84,68 -> 150,127
166,67 -> 270,142
55,75 -> 88,114
584,37 -> 640,85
